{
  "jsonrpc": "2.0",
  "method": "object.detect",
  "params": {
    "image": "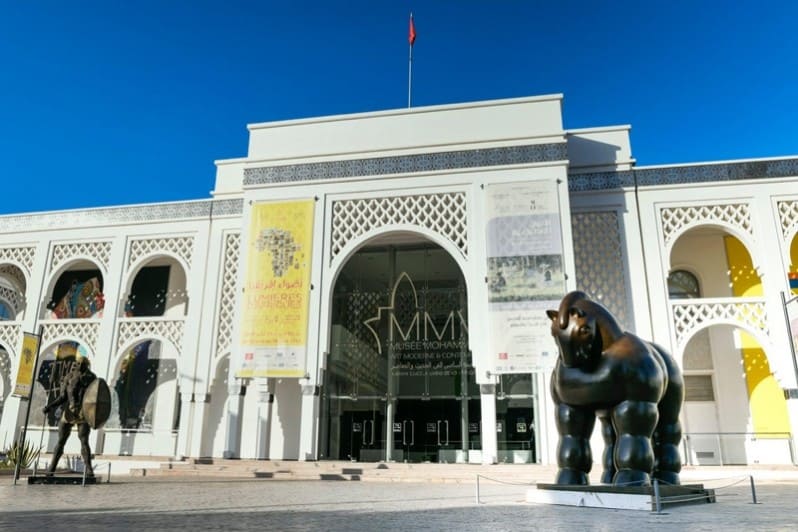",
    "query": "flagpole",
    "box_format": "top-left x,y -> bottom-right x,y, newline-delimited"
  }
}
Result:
408,41 -> 413,108
407,12 -> 416,108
